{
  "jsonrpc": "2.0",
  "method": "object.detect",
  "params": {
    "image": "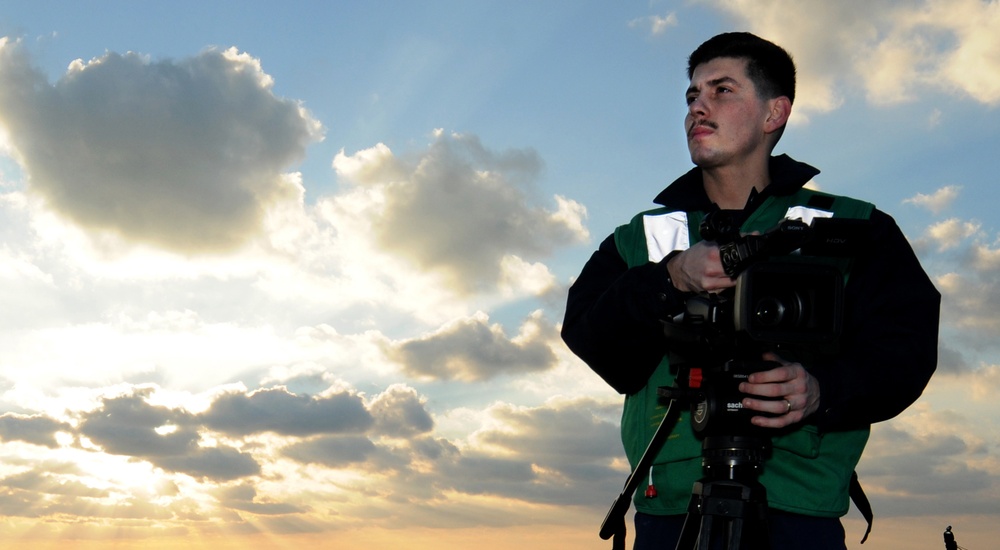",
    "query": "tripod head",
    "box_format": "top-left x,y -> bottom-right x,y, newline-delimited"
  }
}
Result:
701,435 -> 771,481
